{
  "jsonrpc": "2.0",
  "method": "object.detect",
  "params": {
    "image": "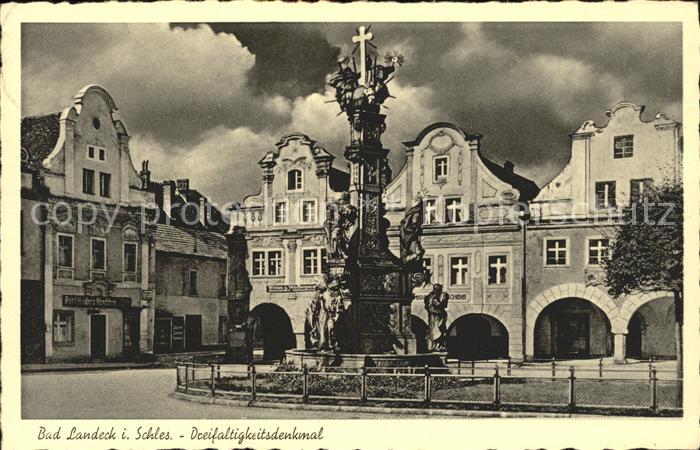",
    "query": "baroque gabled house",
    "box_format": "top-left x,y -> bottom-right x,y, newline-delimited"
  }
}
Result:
21,85 -> 157,362
384,123 -> 540,361
230,133 -> 349,360
526,101 -> 682,362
